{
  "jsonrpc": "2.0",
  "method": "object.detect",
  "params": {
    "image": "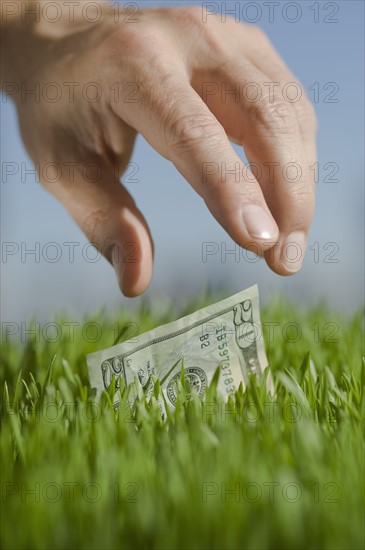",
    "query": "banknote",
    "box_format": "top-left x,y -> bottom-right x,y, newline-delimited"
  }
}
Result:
87,285 -> 271,407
